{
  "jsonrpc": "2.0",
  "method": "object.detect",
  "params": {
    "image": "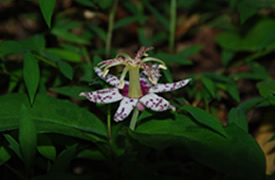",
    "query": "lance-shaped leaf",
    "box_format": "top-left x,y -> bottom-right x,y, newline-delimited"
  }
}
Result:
19,104 -> 37,170
23,52 -> 40,105
39,0 -> 56,28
